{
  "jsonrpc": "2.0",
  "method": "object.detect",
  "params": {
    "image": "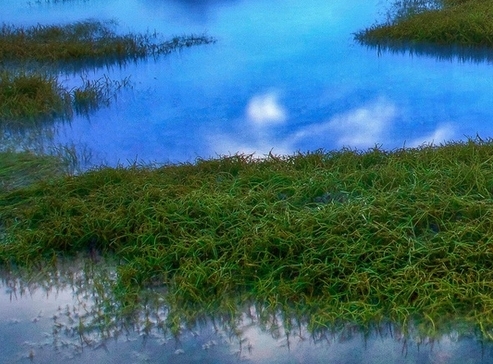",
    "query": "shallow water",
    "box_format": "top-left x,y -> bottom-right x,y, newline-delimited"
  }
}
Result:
4,0 -> 493,166
1,260 -> 493,364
